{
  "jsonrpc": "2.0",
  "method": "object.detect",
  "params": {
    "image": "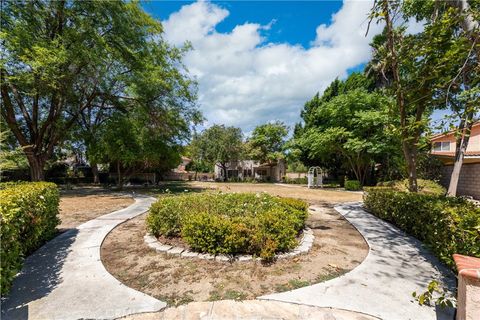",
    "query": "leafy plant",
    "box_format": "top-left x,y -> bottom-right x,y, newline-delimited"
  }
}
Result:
412,280 -> 456,309
147,192 -> 308,260
0,182 -> 60,294
345,180 -> 362,191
